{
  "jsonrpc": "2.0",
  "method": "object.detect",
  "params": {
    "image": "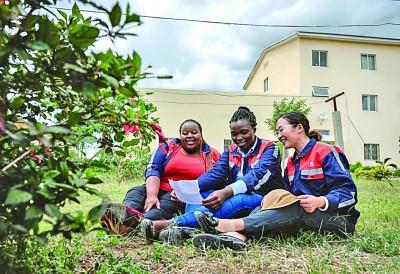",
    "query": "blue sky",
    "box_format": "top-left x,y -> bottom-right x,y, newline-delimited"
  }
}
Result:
68,0 -> 400,91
